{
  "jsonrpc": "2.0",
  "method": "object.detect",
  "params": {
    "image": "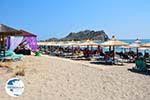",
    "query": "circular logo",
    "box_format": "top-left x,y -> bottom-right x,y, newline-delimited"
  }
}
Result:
5,78 -> 24,97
